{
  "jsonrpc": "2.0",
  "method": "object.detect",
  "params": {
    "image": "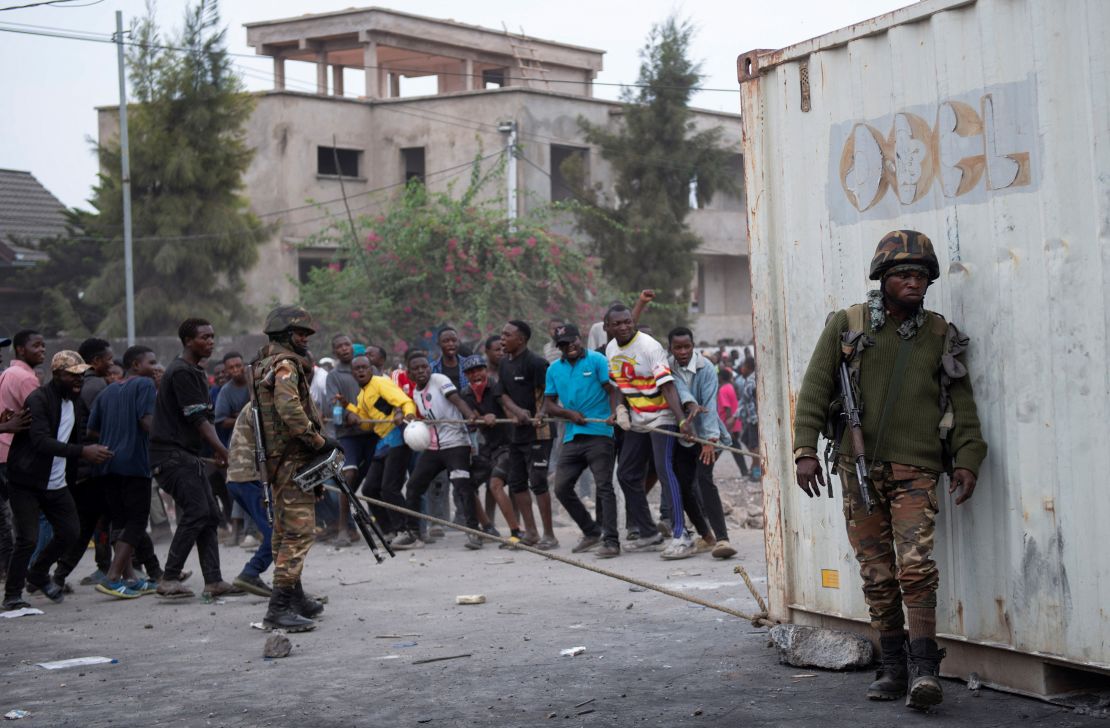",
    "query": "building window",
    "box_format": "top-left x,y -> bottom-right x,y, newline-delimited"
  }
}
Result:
317,146 -> 361,178
402,147 -> 426,184
298,254 -> 343,284
550,144 -> 587,202
483,68 -> 506,88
